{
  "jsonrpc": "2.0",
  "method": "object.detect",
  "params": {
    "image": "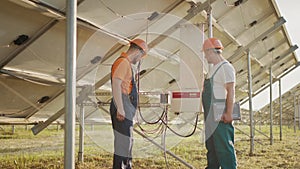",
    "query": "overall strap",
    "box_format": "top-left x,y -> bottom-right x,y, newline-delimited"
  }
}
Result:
211,61 -> 228,78
211,61 -> 228,101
